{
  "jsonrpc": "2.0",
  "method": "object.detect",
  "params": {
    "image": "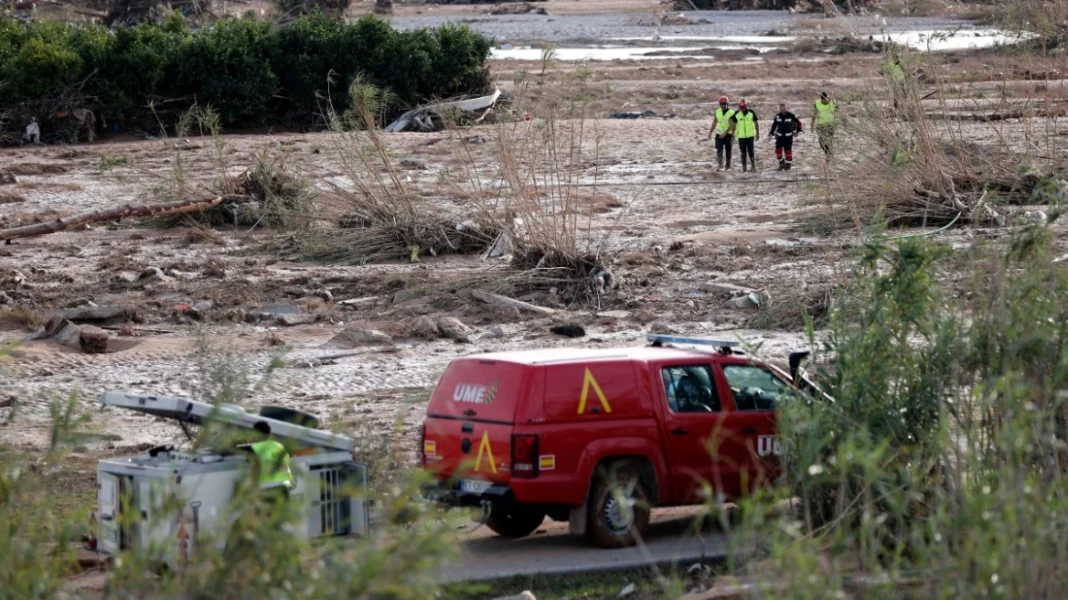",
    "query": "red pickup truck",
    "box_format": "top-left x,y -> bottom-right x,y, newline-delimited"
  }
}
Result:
421,335 -> 812,548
